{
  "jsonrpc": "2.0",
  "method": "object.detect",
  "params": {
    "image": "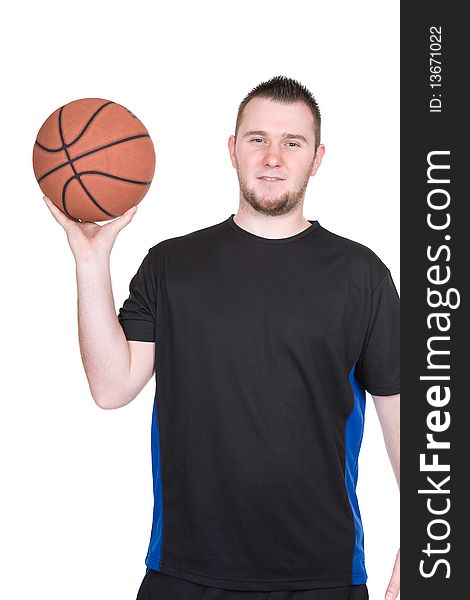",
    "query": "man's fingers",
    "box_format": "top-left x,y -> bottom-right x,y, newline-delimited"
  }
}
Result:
43,196 -> 72,229
110,205 -> 138,232
385,548 -> 400,600
385,581 -> 400,600
44,195 -> 137,234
